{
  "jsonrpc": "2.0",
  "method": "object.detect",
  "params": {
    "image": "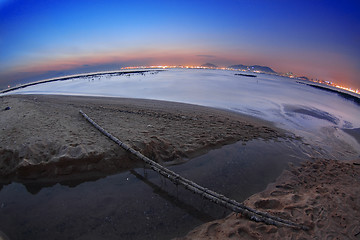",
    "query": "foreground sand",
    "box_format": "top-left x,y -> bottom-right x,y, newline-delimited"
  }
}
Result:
178,159 -> 360,240
0,94 -> 284,184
